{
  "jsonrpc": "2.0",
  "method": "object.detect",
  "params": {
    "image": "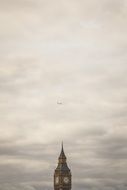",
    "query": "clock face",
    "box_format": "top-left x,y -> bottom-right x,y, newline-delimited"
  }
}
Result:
55,176 -> 59,184
63,177 -> 69,184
